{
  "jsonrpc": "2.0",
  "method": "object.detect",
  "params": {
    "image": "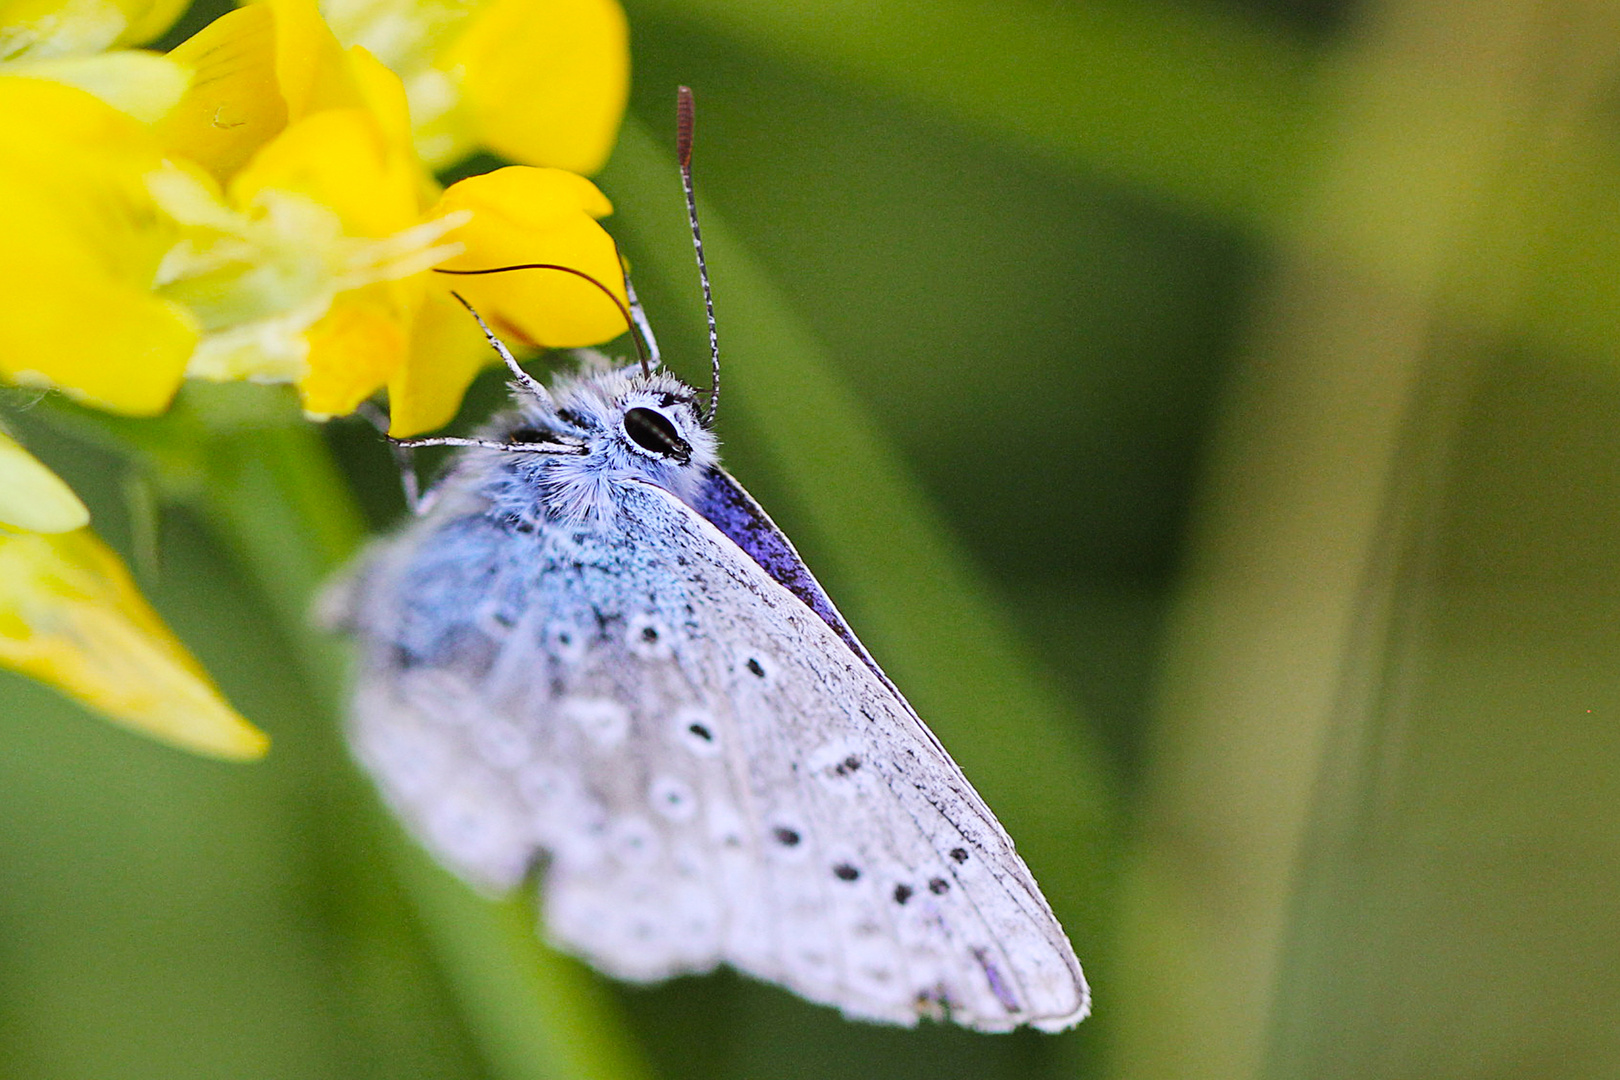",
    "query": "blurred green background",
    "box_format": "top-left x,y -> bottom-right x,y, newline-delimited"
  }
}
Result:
5,0 -> 1620,1077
